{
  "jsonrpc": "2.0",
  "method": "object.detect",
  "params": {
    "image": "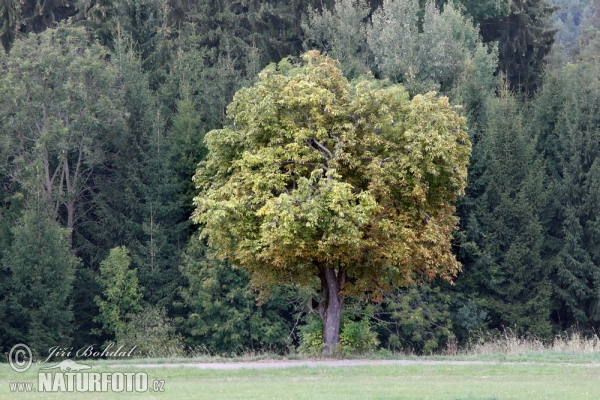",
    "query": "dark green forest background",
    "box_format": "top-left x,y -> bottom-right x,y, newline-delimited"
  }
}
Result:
1,0 -> 600,357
